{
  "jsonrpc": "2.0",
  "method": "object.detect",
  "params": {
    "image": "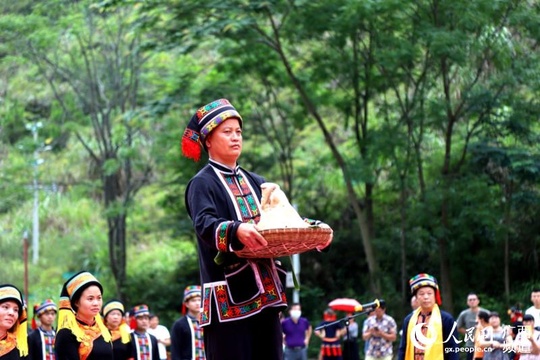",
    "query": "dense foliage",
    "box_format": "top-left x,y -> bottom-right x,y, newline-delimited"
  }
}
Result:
1,0 -> 539,337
